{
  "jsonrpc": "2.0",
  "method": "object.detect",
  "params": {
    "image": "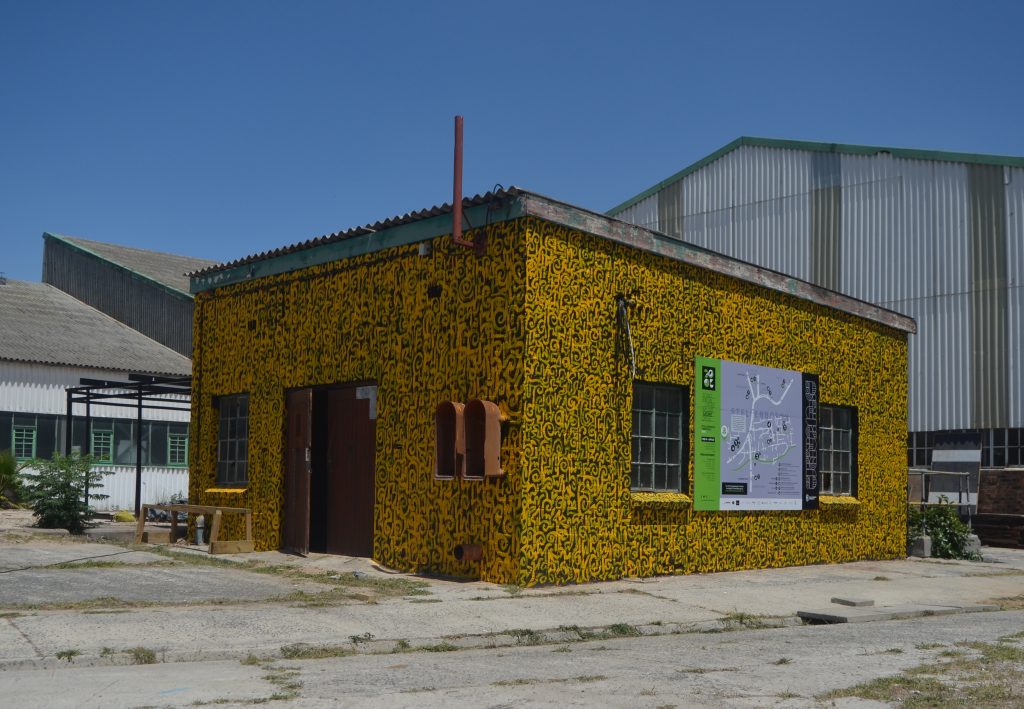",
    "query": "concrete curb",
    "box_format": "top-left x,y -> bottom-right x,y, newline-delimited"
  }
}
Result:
0,615 -> 805,671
